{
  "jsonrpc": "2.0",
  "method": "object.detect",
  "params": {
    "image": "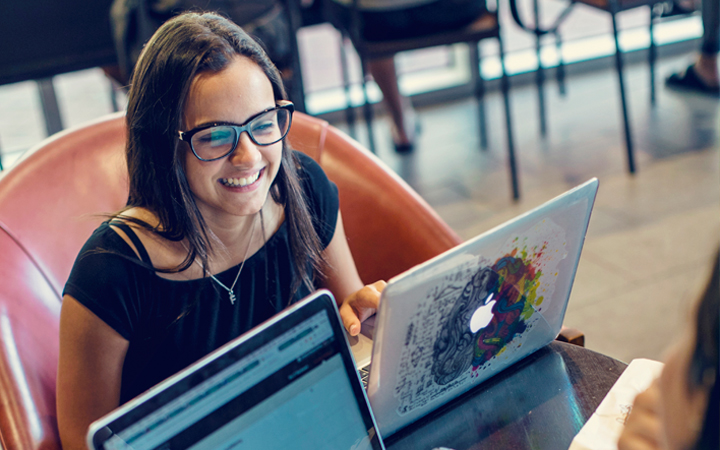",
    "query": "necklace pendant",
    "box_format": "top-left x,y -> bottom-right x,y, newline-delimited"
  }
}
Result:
229,291 -> 236,305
